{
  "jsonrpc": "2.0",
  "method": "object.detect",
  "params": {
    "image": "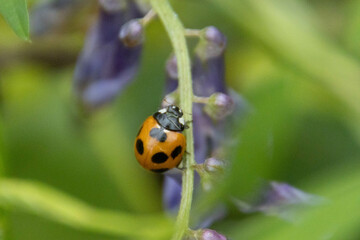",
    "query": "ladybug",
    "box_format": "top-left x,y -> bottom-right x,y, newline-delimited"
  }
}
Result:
134,105 -> 186,173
